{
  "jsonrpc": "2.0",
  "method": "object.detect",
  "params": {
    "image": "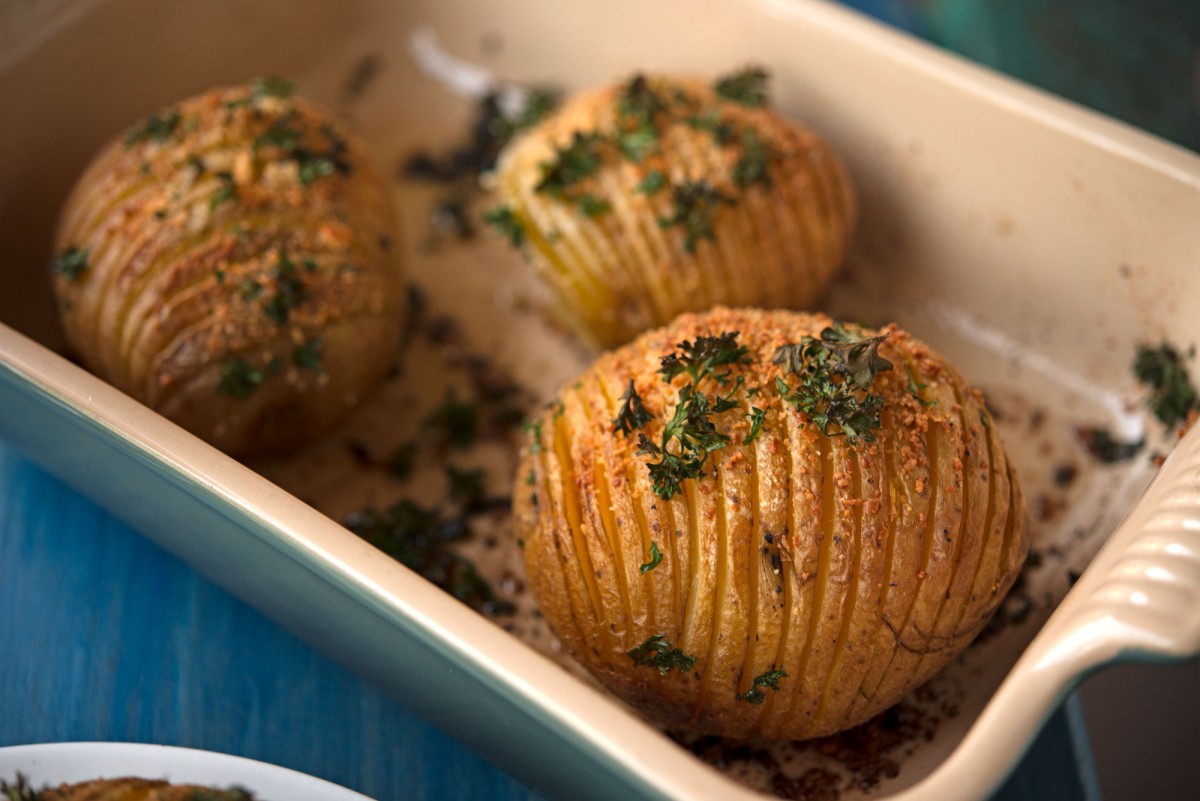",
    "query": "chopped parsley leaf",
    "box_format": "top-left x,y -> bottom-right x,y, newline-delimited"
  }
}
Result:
124,108 -> 181,146
483,205 -> 526,247
637,169 -> 668,195
627,634 -> 696,676
658,180 -> 734,253
292,337 -> 323,371
216,357 -> 265,400
714,66 -> 771,107
52,246 -> 89,281
736,668 -> 788,703
639,541 -> 663,574
613,378 -> 653,436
